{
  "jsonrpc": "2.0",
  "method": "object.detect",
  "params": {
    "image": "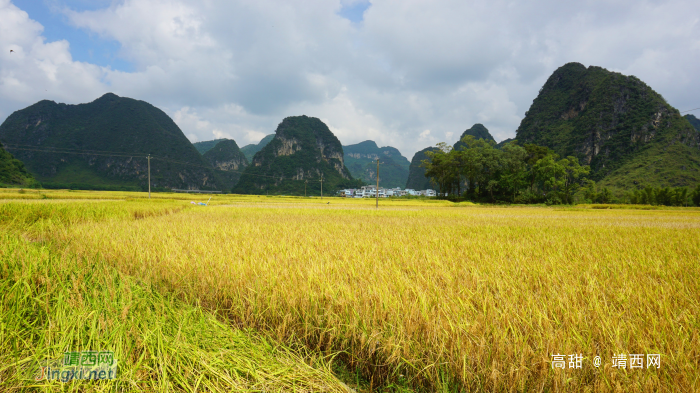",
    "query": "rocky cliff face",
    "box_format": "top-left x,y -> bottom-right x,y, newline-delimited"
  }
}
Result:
515,63 -> 700,185
233,116 -> 360,195
203,139 -> 248,171
0,93 -> 219,190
